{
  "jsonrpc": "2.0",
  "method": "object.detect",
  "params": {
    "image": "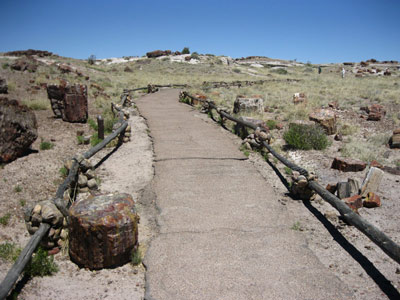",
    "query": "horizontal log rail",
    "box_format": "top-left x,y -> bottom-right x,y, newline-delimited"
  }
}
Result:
0,92 -> 131,299
181,91 -> 400,265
